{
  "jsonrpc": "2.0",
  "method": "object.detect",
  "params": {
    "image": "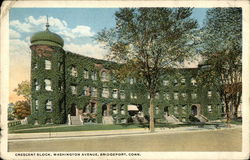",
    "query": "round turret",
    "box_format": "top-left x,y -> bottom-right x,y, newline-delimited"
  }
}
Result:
30,17 -> 64,48
30,30 -> 64,48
